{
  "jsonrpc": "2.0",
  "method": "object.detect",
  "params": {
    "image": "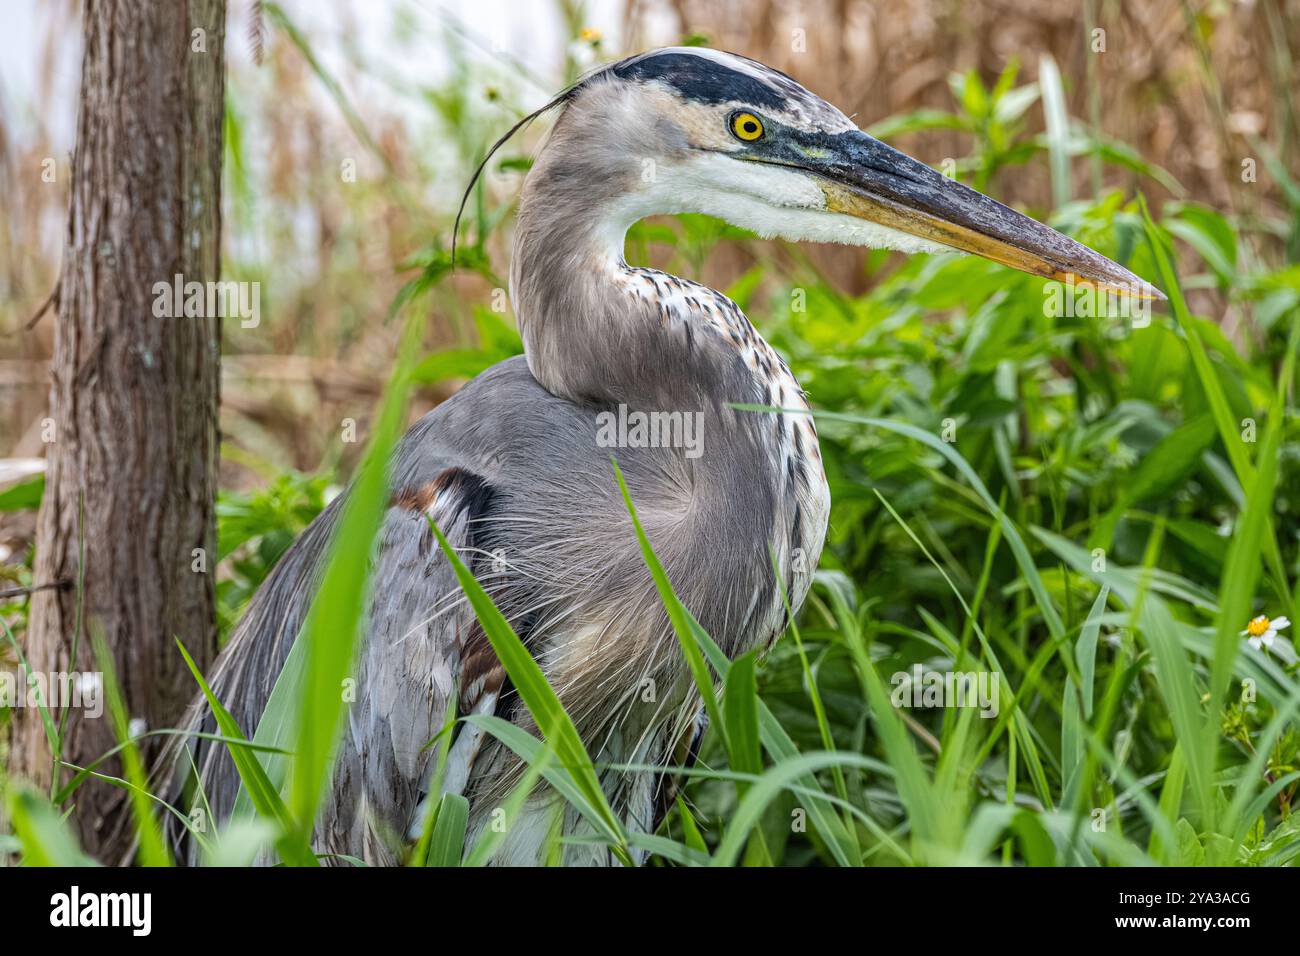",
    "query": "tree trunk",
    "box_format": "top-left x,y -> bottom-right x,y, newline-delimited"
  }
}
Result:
11,0 -> 226,862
